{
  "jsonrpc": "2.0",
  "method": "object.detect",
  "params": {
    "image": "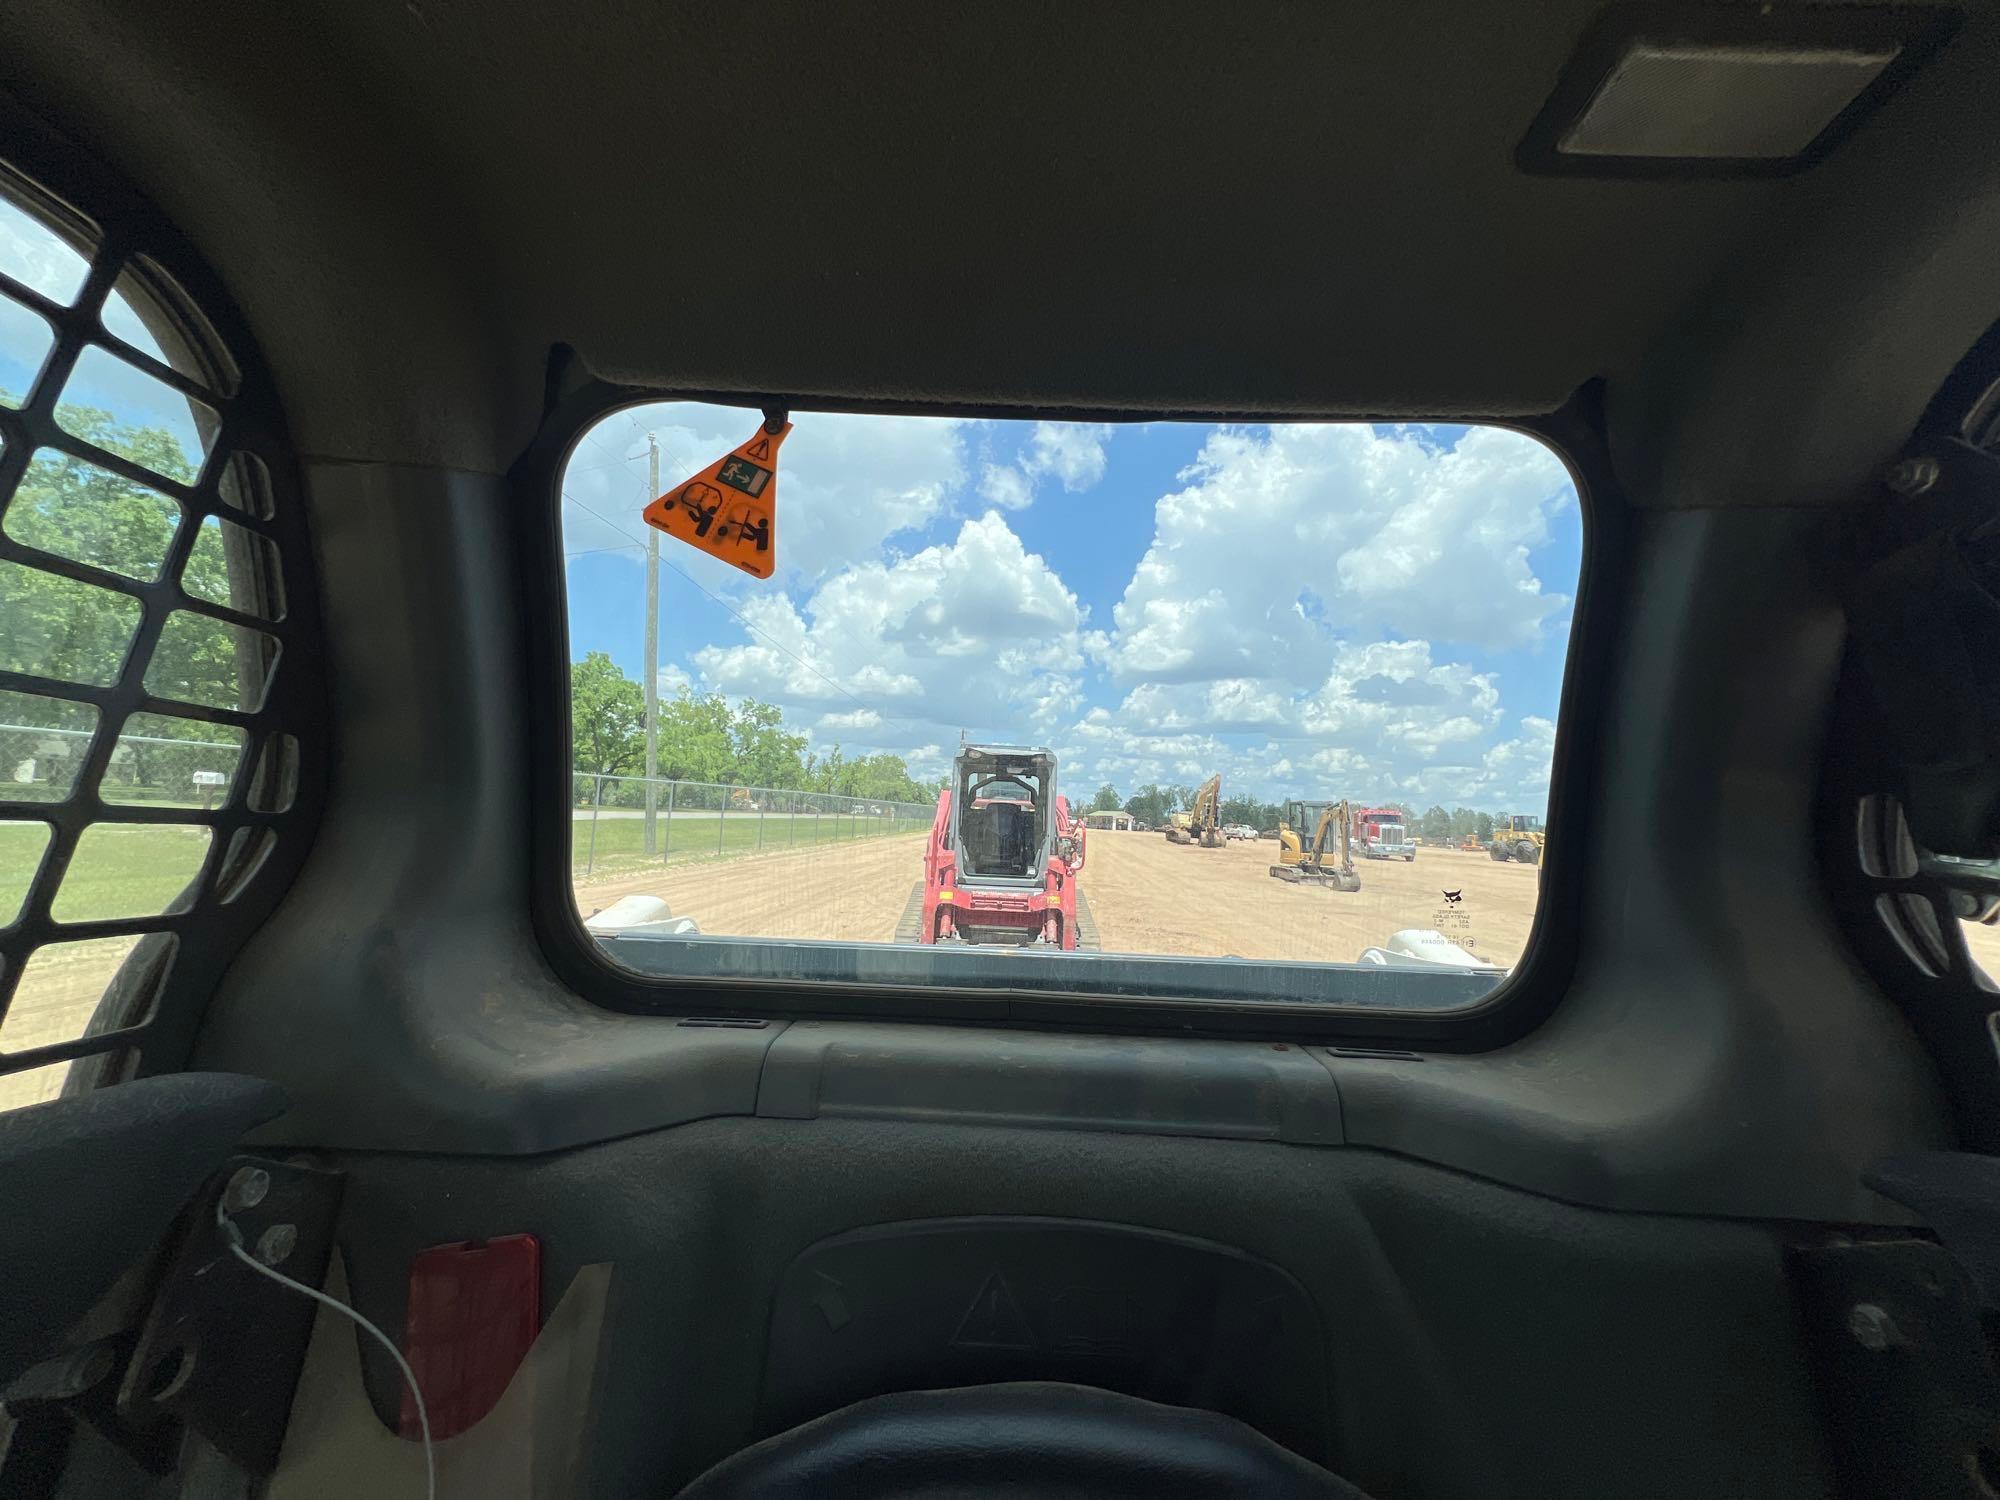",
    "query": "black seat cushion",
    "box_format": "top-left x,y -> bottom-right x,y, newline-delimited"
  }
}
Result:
674,1381 -> 1370,1498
